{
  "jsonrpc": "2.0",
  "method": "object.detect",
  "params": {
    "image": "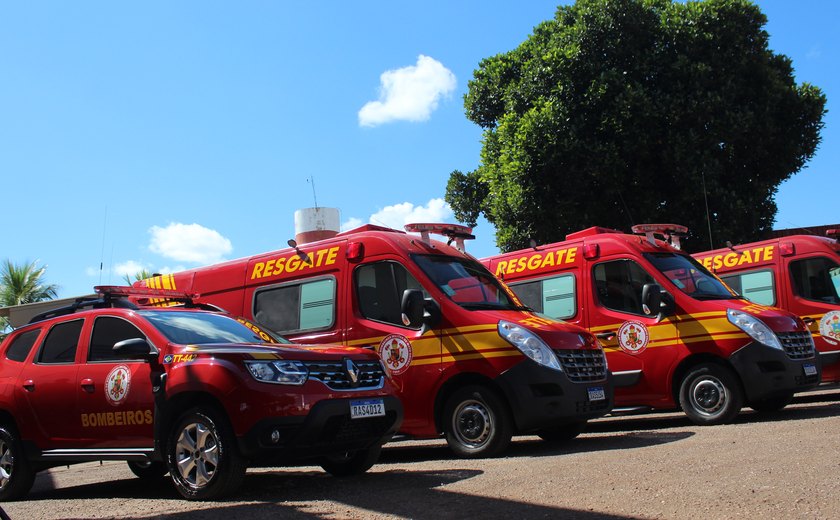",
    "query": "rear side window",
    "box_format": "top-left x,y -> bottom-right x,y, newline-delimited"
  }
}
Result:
721,270 -> 775,306
89,317 -> 147,362
5,329 -> 41,362
511,274 -> 576,319
253,277 -> 336,334
593,259 -> 656,315
38,320 -> 83,364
